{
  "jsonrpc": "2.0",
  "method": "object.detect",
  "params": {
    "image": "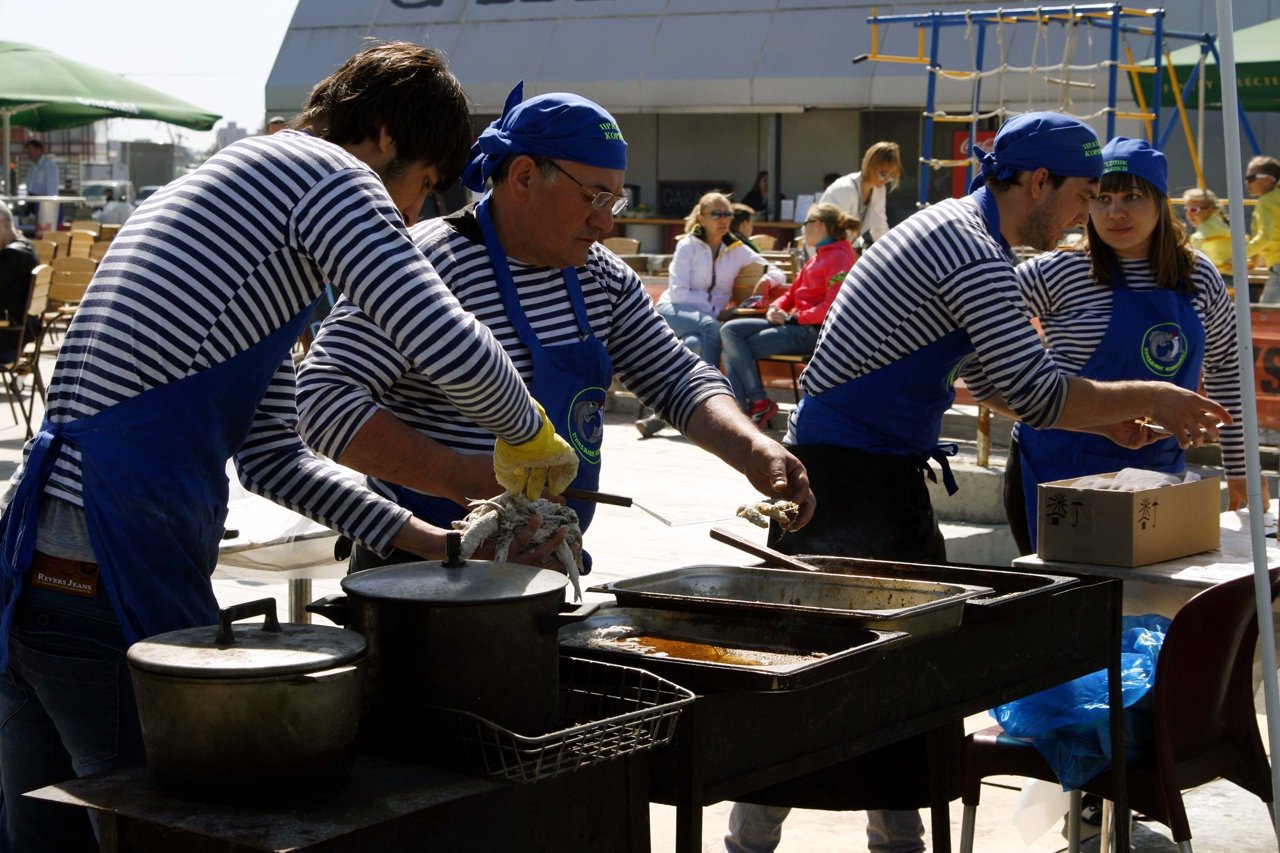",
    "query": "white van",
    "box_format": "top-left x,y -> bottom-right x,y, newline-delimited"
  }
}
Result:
82,180 -> 136,224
